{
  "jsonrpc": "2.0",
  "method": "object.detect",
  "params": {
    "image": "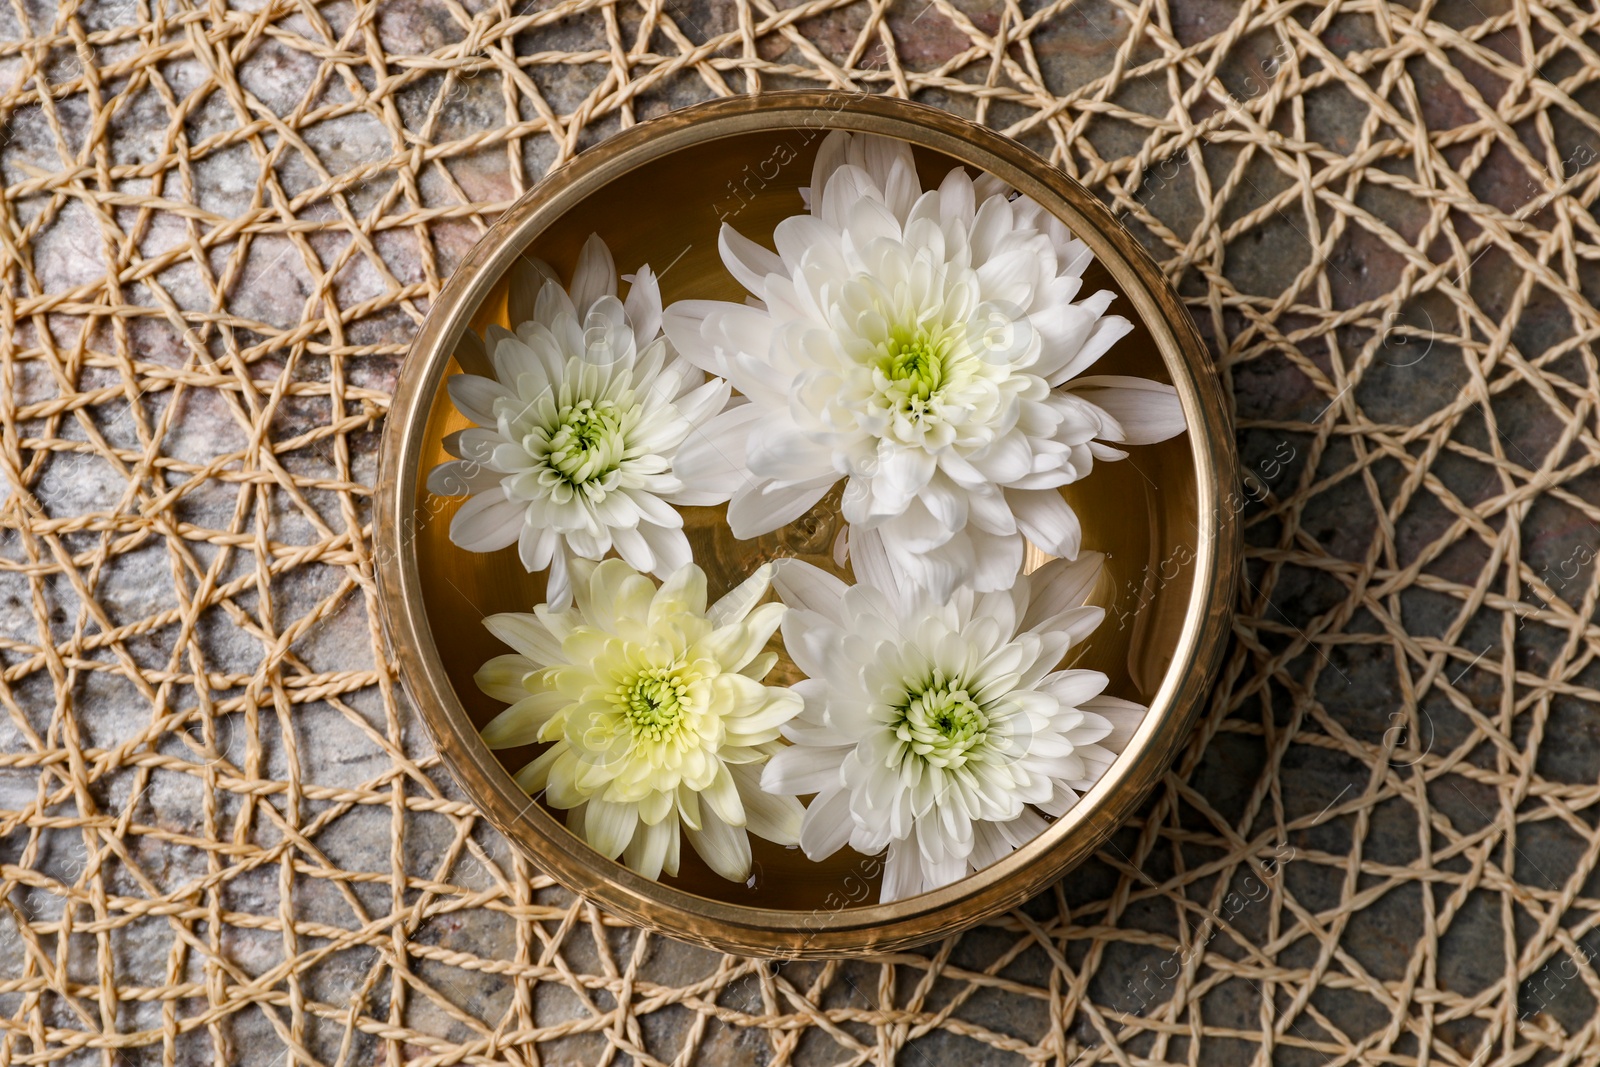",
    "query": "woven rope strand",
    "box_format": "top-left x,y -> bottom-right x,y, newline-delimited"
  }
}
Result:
1,1 -> 1598,1065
